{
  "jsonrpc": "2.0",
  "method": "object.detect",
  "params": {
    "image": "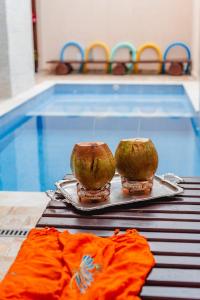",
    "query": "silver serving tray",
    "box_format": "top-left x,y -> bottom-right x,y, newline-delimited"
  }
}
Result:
55,174 -> 183,212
